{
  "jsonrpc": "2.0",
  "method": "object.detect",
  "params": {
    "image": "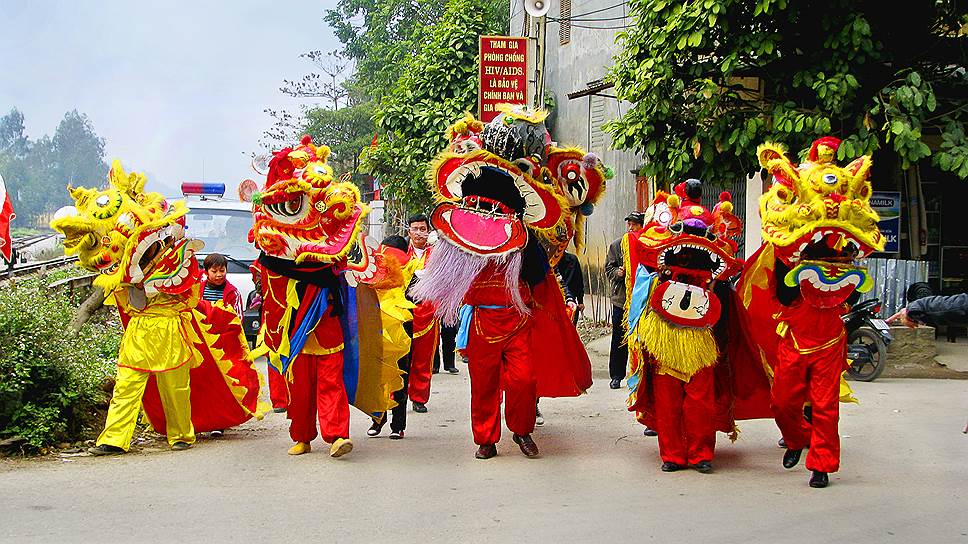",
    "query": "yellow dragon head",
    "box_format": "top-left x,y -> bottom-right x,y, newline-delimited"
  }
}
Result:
51,160 -> 200,294
756,137 -> 882,307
